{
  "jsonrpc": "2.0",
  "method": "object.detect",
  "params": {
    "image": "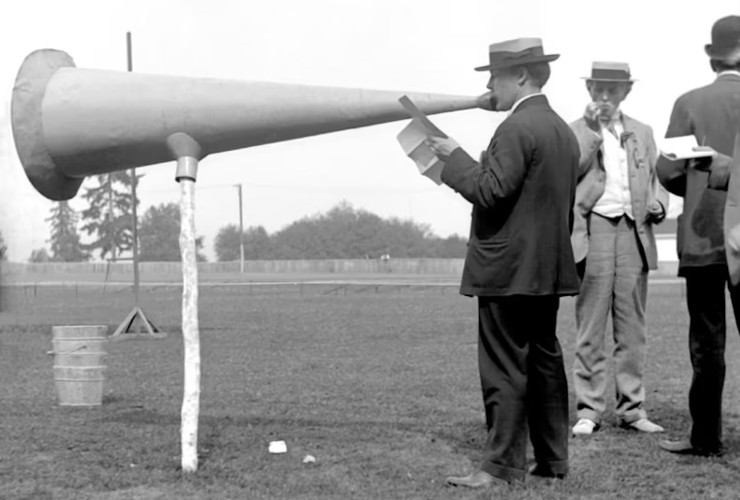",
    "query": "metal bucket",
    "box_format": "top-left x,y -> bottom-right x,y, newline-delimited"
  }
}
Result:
50,325 -> 108,406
